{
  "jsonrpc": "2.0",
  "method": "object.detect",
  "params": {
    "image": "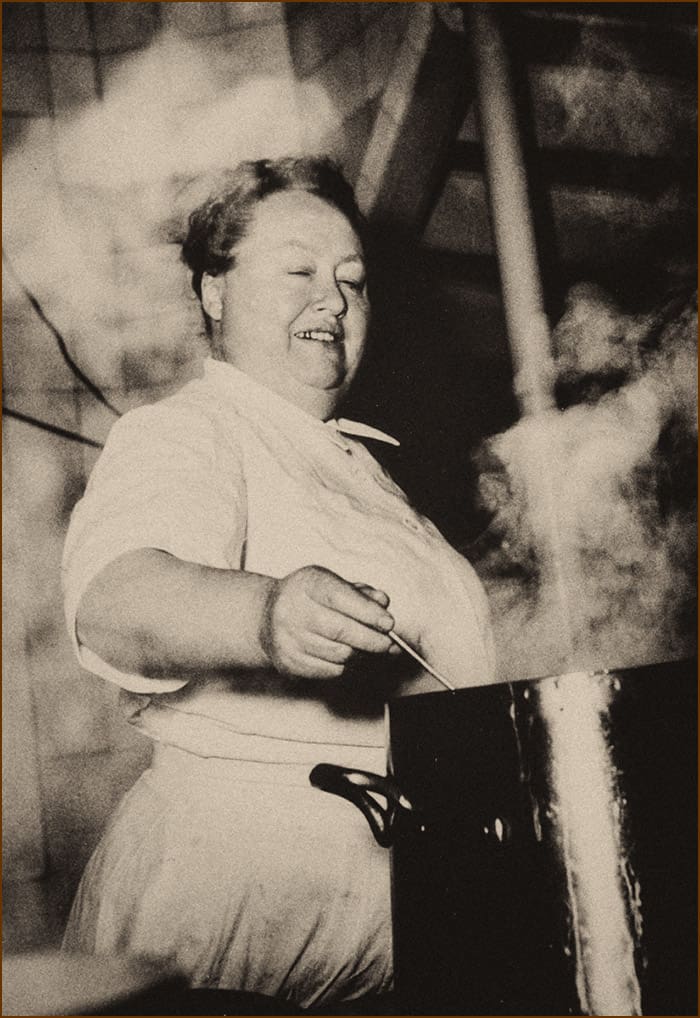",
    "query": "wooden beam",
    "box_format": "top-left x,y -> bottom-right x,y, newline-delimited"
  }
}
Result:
369,11 -> 476,237
453,141 -> 697,202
